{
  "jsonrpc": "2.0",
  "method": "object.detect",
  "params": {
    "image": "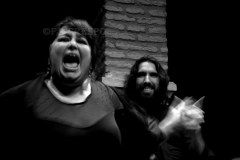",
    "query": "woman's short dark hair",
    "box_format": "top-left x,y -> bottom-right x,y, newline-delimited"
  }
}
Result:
50,16 -> 104,78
